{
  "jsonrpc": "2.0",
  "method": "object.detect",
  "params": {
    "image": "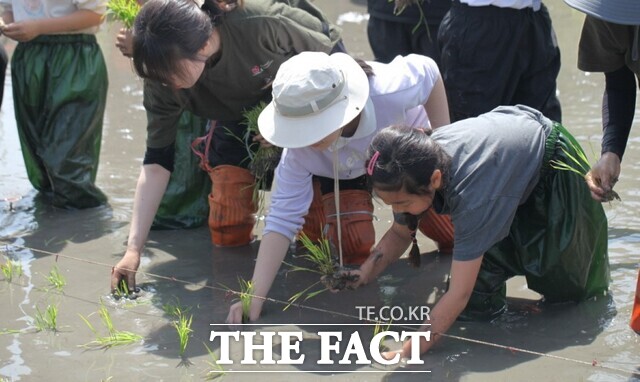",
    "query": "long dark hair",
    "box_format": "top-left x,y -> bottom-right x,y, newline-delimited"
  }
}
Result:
366,125 -> 451,196
132,0 -> 214,85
